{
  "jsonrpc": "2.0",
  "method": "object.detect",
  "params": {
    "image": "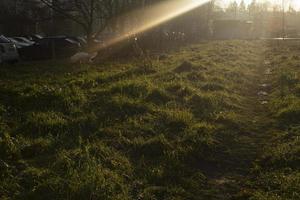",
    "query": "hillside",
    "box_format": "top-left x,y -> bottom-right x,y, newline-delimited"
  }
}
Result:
0,40 -> 299,200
